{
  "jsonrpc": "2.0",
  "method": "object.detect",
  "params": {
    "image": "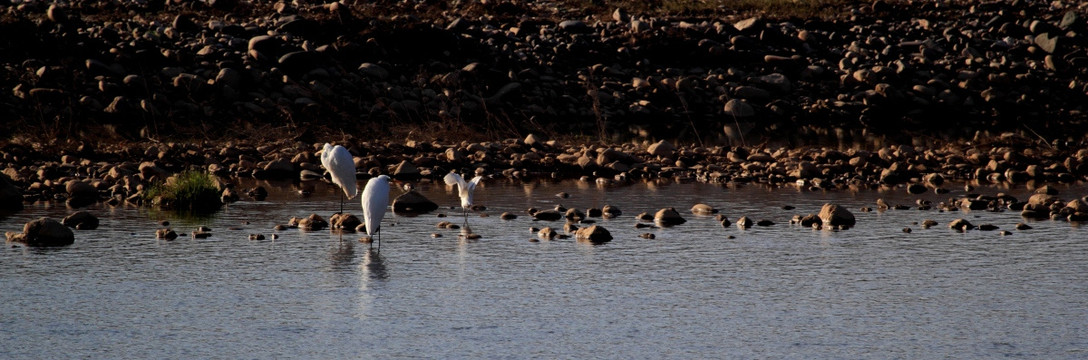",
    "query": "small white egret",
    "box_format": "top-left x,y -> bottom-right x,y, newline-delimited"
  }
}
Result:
444,172 -> 484,226
360,175 -> 391,250
321,143 -> 358,214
